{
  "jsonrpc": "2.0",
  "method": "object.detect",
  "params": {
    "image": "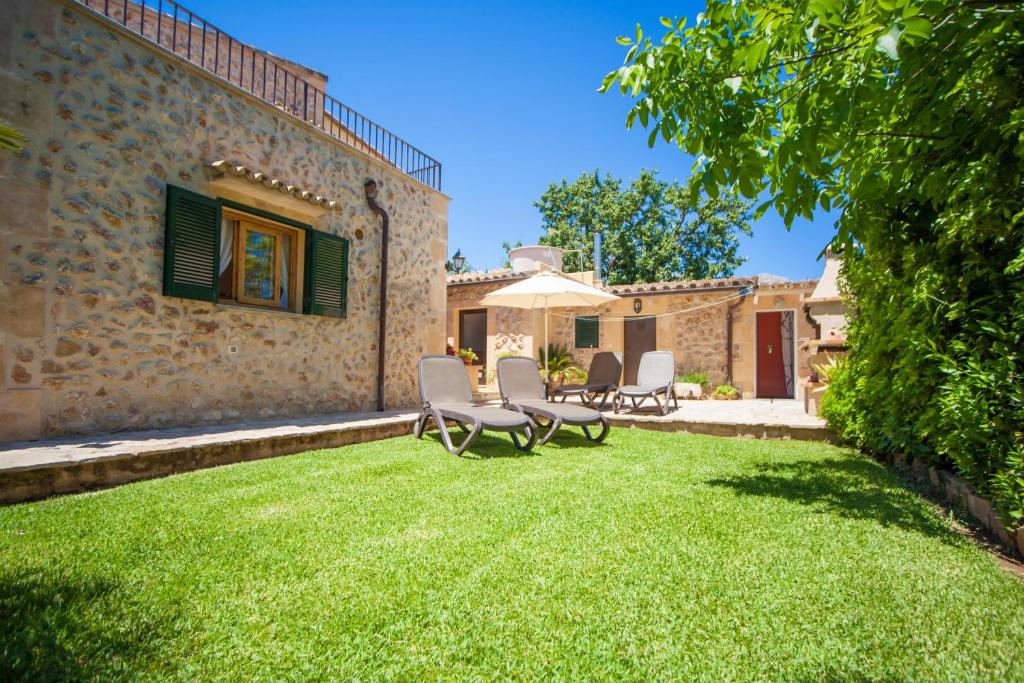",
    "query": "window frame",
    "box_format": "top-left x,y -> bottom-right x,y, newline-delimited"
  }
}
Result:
220,204 -> 307,314
574,315 -> 600,349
